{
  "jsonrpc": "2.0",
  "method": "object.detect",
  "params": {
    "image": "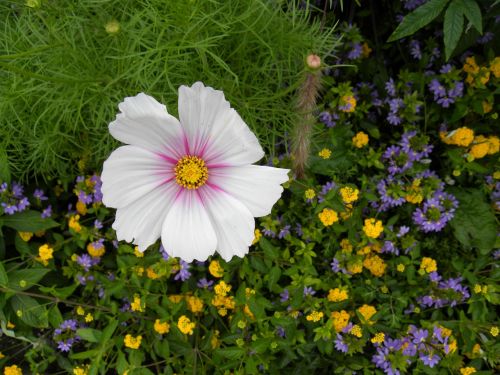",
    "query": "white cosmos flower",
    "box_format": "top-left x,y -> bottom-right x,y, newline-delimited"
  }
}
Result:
101,82 -> 289,262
